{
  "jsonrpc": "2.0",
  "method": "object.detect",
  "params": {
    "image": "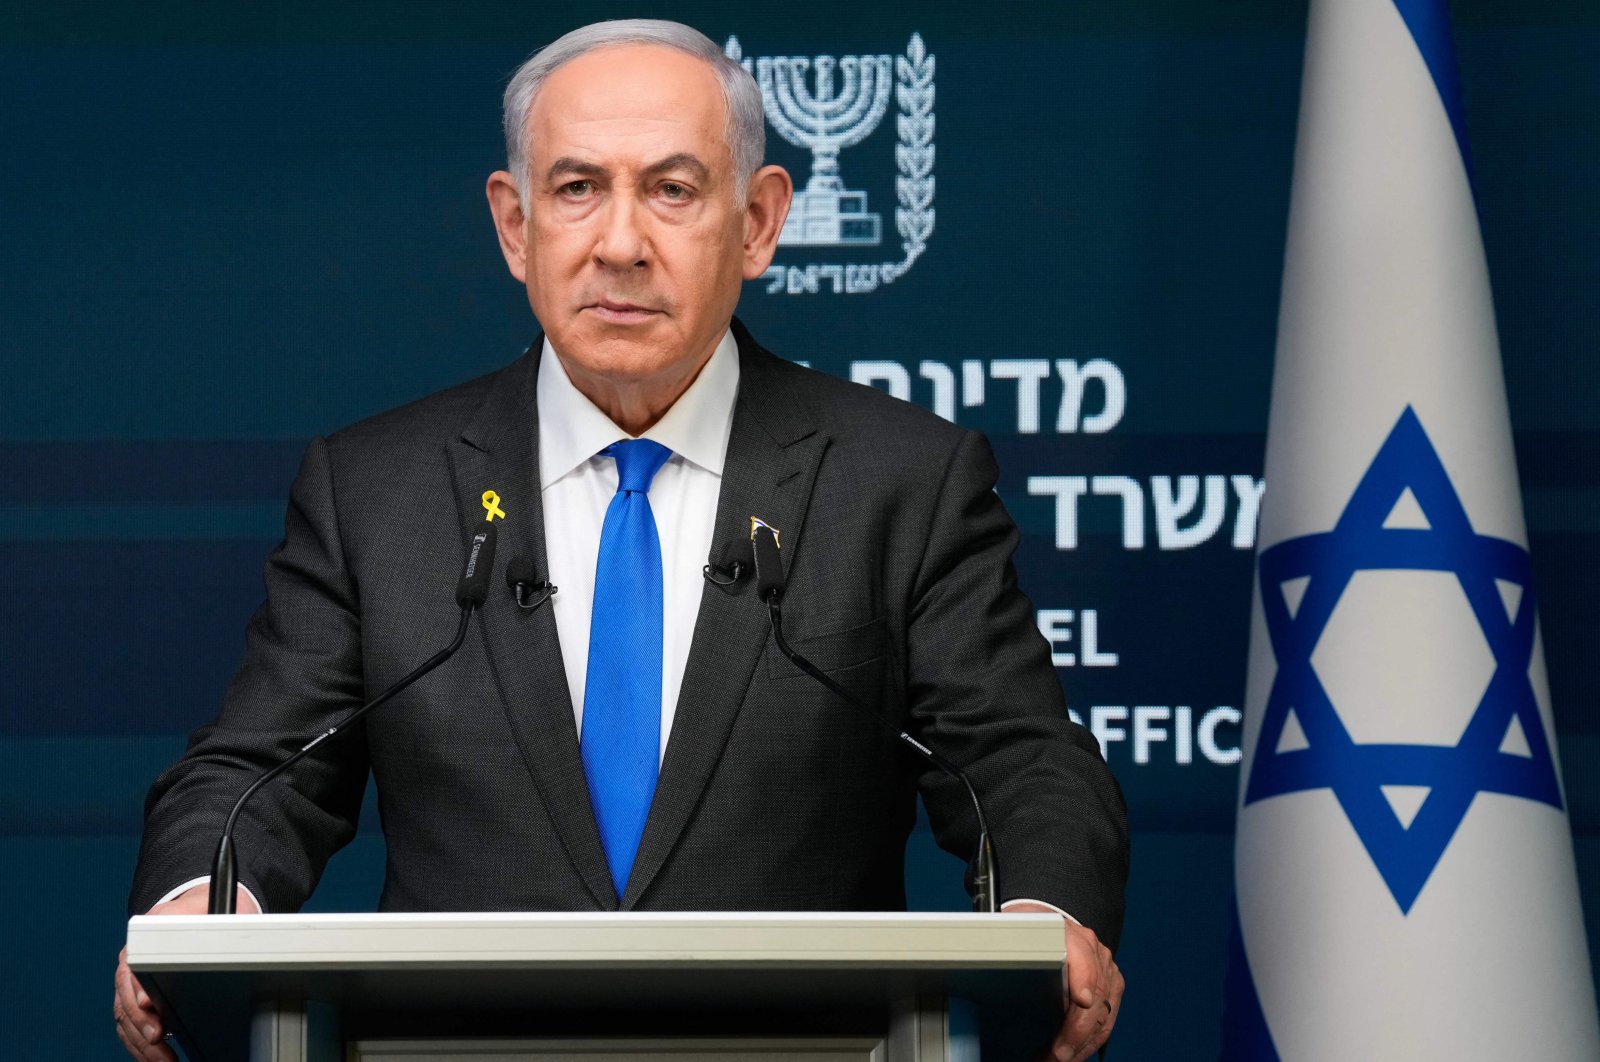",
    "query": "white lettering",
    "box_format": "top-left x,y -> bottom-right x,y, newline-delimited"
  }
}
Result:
1088,705 -> 1129,762
1231,475 -> 1266,549
1030,473 -> 1263,551
1079,609 -> 1118,667
1028,476 -> 1089,549
1199,706 -> 1243,765
1092,475 -> 1145,550
1036,609 -> 1076,666
962,360 -> 986,407
990,359 -> 1052,434
1175,706 -> 1194,764
918,361 -> 957,422
1056,358 -> 1126,433
1132,706 -> 1171,765
1152,474 -> 1228,549
1070,704 -> 1239,766
851,360 -> 911,401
